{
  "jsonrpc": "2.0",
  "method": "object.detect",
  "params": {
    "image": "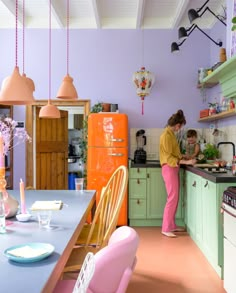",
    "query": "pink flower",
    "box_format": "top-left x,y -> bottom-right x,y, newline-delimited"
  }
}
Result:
0,117 -> 31,155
